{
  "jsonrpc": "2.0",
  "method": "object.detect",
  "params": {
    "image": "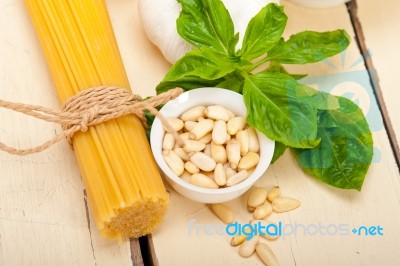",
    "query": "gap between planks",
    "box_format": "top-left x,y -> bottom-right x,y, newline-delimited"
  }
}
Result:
347,0 -> 400,167
130,235 -> 158,266
82,187 -> 146,265
130,238 -> 144,266
134,1 -> 400,265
